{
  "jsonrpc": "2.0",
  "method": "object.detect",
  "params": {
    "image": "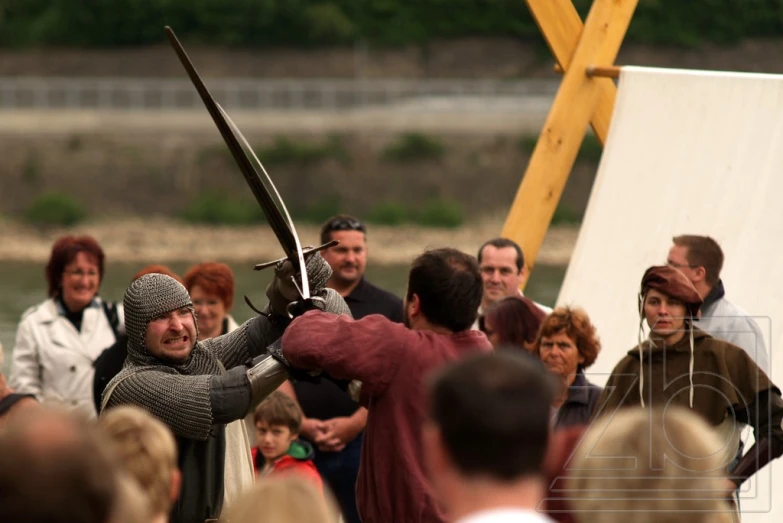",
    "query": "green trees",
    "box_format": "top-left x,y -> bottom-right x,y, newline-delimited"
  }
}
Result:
2,1 -> 781,48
